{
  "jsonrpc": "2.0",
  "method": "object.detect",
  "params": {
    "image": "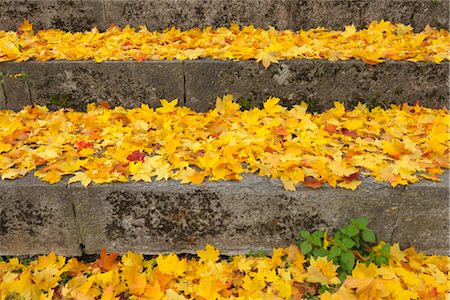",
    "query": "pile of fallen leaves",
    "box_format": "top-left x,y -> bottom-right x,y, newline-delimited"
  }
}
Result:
0,243 -> 448,299
0,20 -> 449,67
0,96 -> 448,190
